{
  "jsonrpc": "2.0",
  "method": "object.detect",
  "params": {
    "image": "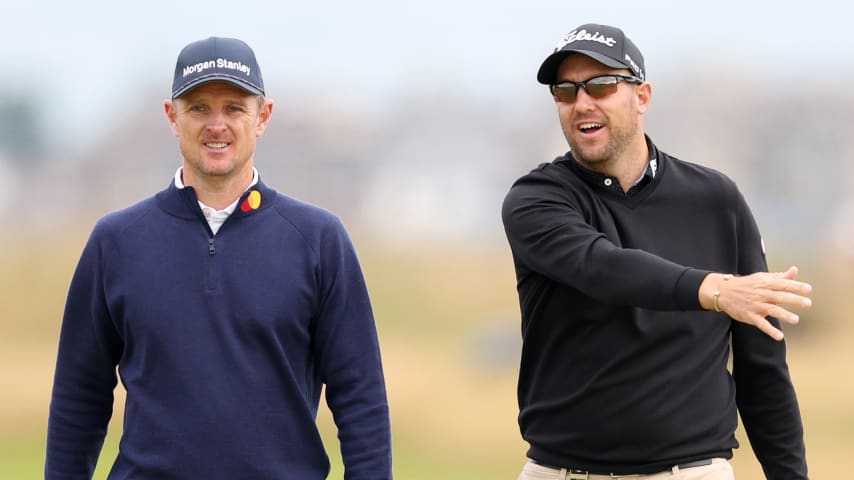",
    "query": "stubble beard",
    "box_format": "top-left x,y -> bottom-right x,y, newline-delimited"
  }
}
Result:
564,114 -> 638,171
563,97 -> 640,171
